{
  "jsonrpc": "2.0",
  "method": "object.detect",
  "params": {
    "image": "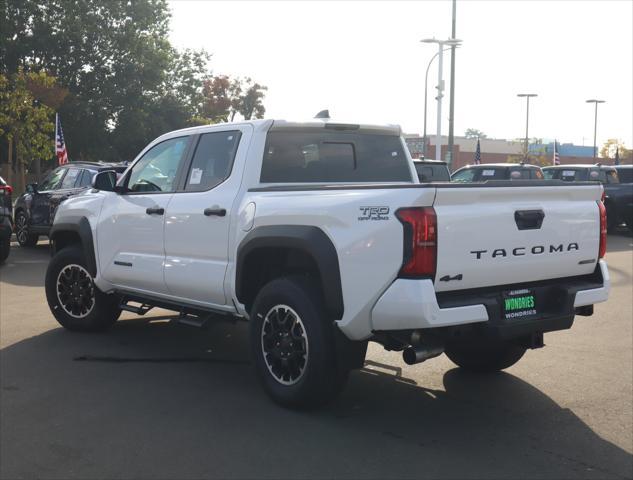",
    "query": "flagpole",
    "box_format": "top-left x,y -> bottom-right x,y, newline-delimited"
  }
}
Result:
54,113 -> 58,164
